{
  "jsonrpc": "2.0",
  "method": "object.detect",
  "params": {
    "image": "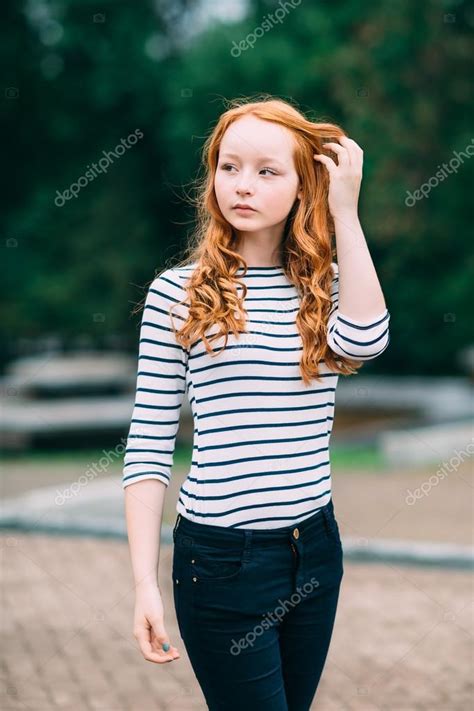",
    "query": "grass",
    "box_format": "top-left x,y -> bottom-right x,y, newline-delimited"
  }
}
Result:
330,445 -> 389,470
1,442 -> 388,472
